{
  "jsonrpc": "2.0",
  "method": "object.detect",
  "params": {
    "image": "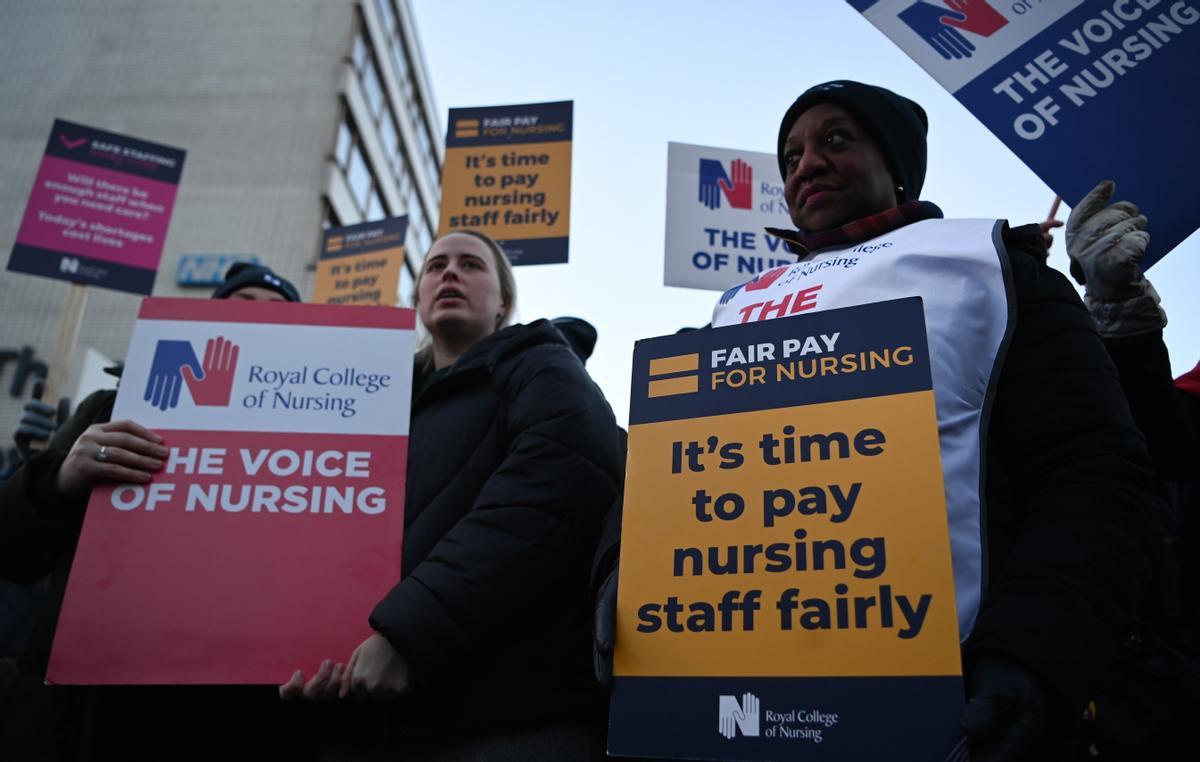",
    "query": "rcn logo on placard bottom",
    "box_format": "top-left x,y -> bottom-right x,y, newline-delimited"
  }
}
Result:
143,337 -> 239,411
698,158 -> 753,211
899,0 -> 1008,60
718,692 -> 760,739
